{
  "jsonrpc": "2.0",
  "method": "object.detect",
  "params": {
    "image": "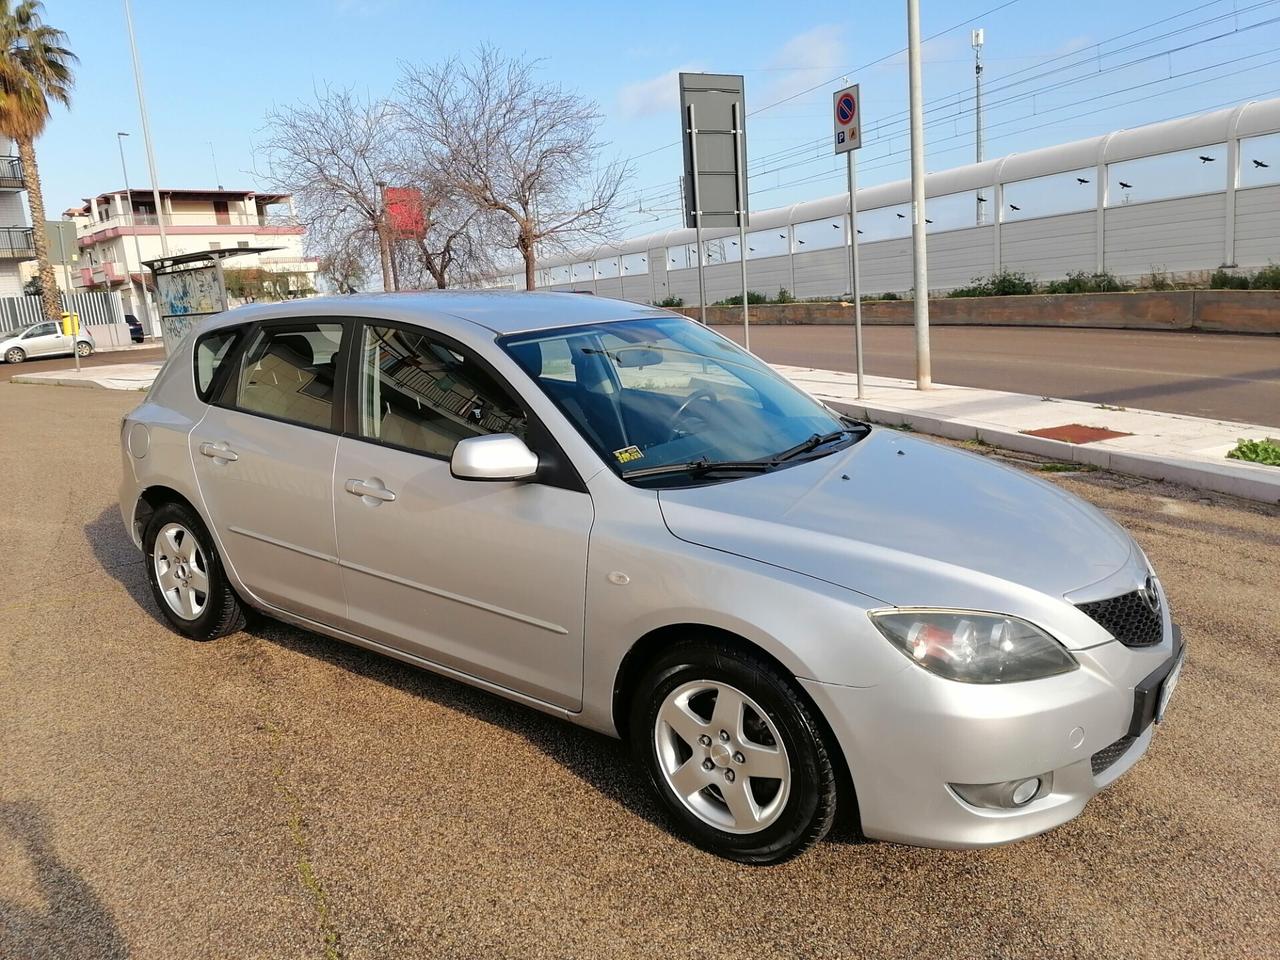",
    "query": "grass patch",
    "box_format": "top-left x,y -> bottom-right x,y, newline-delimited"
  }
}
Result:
1227,437 -> 1280,466
1038,462 -> 1095,473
